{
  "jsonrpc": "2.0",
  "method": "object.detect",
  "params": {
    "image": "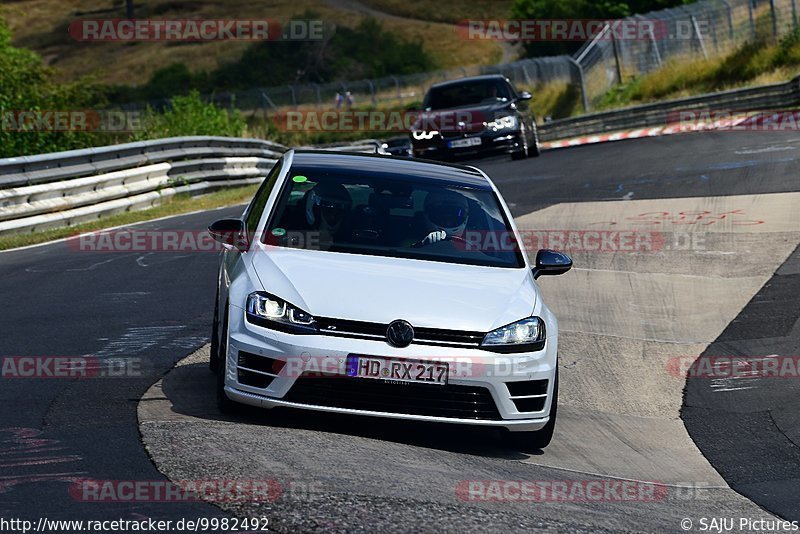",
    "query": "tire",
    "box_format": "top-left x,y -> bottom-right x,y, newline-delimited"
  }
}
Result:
216,307 -> 242,414
209,288 -> 220,374
510,124 -> 529,160
529,123 -> 542,158
509,369 -> 558,450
